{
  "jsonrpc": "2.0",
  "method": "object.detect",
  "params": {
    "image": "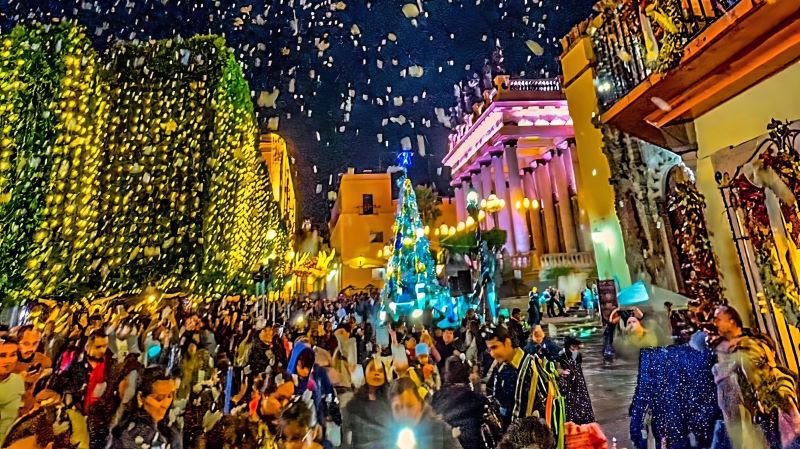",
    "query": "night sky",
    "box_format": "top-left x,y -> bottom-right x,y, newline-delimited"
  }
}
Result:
0,0 -> 595,223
